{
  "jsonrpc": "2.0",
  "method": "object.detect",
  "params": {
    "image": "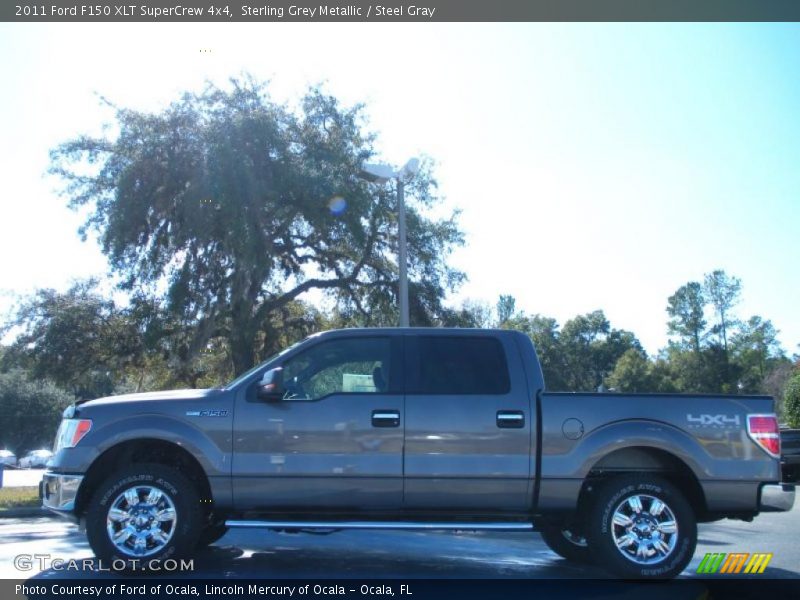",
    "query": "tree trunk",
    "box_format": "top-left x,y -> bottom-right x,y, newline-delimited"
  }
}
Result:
229,328 -> 257,376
